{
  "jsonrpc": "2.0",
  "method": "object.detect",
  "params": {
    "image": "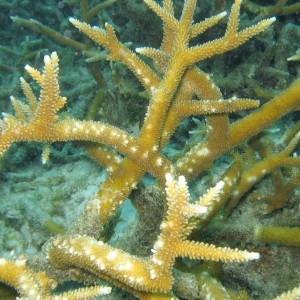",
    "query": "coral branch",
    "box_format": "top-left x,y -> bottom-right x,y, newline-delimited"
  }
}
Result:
0,257 -> 111,299
0,0 -> 299,298
47,174 -> 258,297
